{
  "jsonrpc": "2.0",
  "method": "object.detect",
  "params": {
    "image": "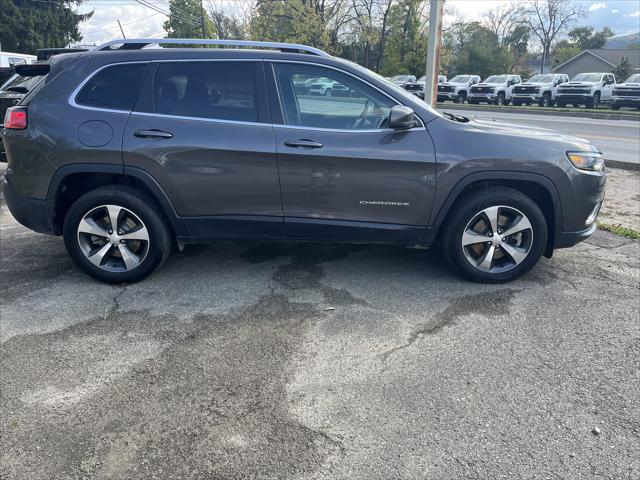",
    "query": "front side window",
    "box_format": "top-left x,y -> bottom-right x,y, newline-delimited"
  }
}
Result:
76,63 -> 147,111
273,63 -> 395,130
153,61 -> 258,123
